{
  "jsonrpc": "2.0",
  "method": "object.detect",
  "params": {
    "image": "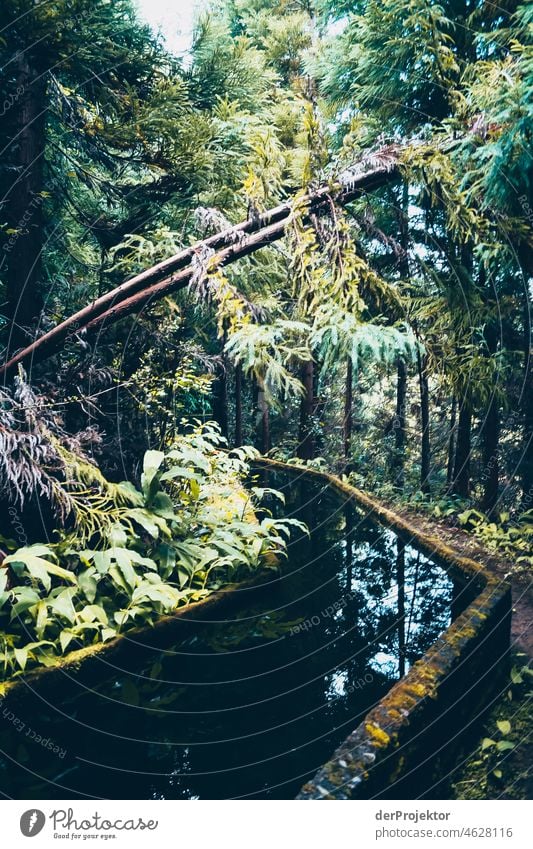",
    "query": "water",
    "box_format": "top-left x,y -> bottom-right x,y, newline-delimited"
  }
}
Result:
0,473 -> 480,799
